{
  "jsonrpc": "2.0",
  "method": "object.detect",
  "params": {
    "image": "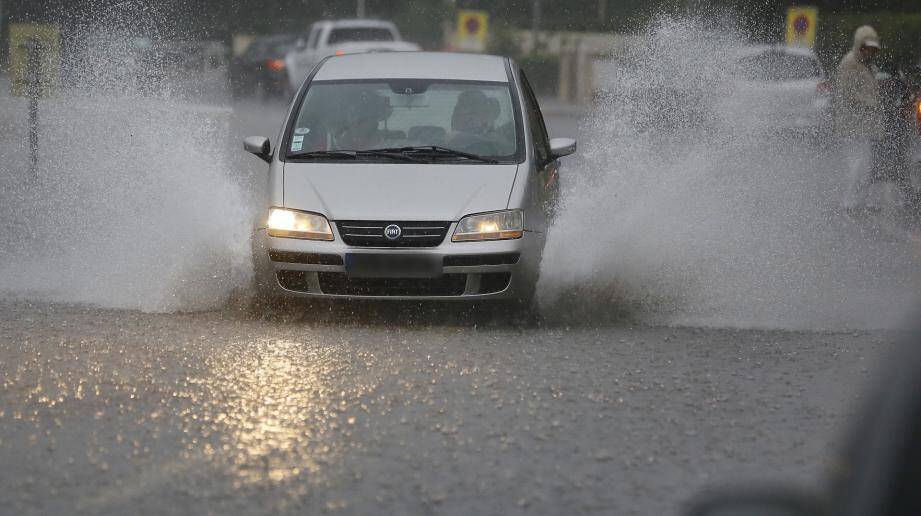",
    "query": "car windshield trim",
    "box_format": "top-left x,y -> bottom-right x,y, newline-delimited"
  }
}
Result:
282,77 -> 525,164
